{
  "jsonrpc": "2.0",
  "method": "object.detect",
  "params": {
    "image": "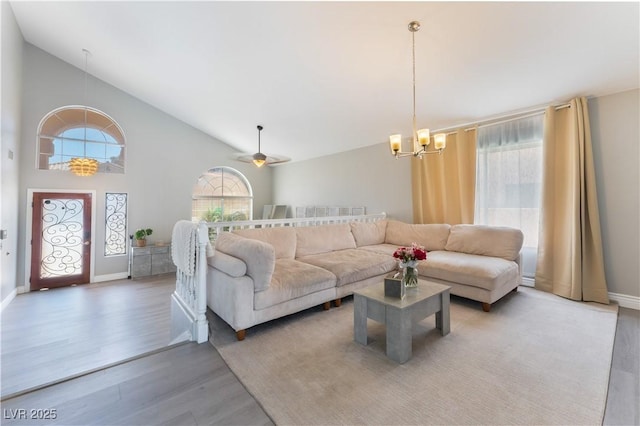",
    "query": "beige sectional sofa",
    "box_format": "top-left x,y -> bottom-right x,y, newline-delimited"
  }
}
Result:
208,220 -> 523,340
